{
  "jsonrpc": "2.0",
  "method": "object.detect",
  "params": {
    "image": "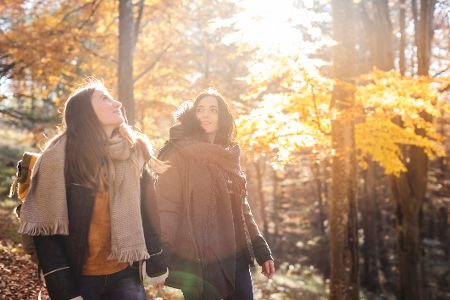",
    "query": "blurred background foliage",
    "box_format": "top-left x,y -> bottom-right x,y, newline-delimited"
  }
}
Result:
0,0 -> 449,299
